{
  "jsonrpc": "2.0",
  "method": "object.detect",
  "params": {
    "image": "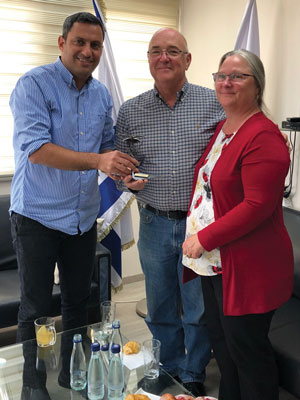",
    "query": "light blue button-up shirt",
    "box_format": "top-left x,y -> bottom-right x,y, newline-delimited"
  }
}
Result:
9,58 -> 114,235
